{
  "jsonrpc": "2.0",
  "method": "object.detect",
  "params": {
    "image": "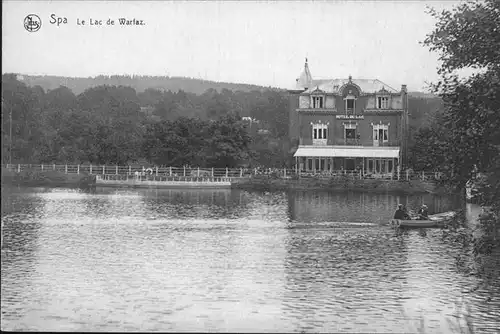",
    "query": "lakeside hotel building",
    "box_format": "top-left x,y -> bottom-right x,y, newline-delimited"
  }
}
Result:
288,59 -> 409,174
